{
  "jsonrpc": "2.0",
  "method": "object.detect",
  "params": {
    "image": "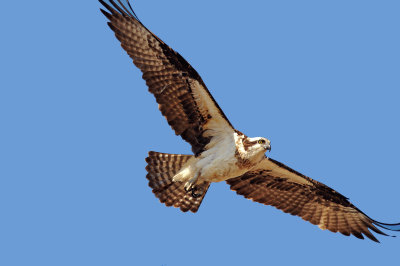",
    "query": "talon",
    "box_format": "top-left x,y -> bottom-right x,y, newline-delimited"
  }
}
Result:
184,182 -> 194,192
184,183 -> 201,197
191,188 -> 202,198
184,173 -> 199,192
